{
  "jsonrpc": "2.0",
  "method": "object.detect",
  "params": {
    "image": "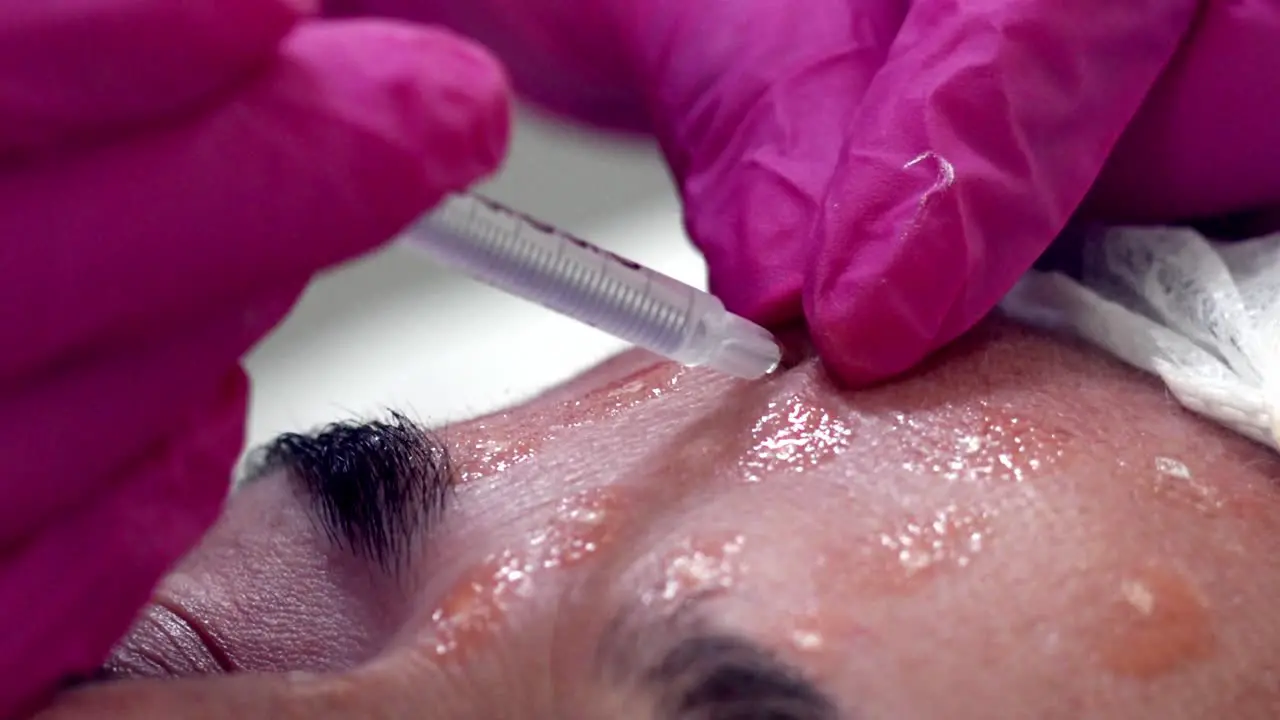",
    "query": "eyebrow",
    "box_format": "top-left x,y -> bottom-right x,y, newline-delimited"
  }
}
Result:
601,603 -> 844,719
239,411 -> 454,571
